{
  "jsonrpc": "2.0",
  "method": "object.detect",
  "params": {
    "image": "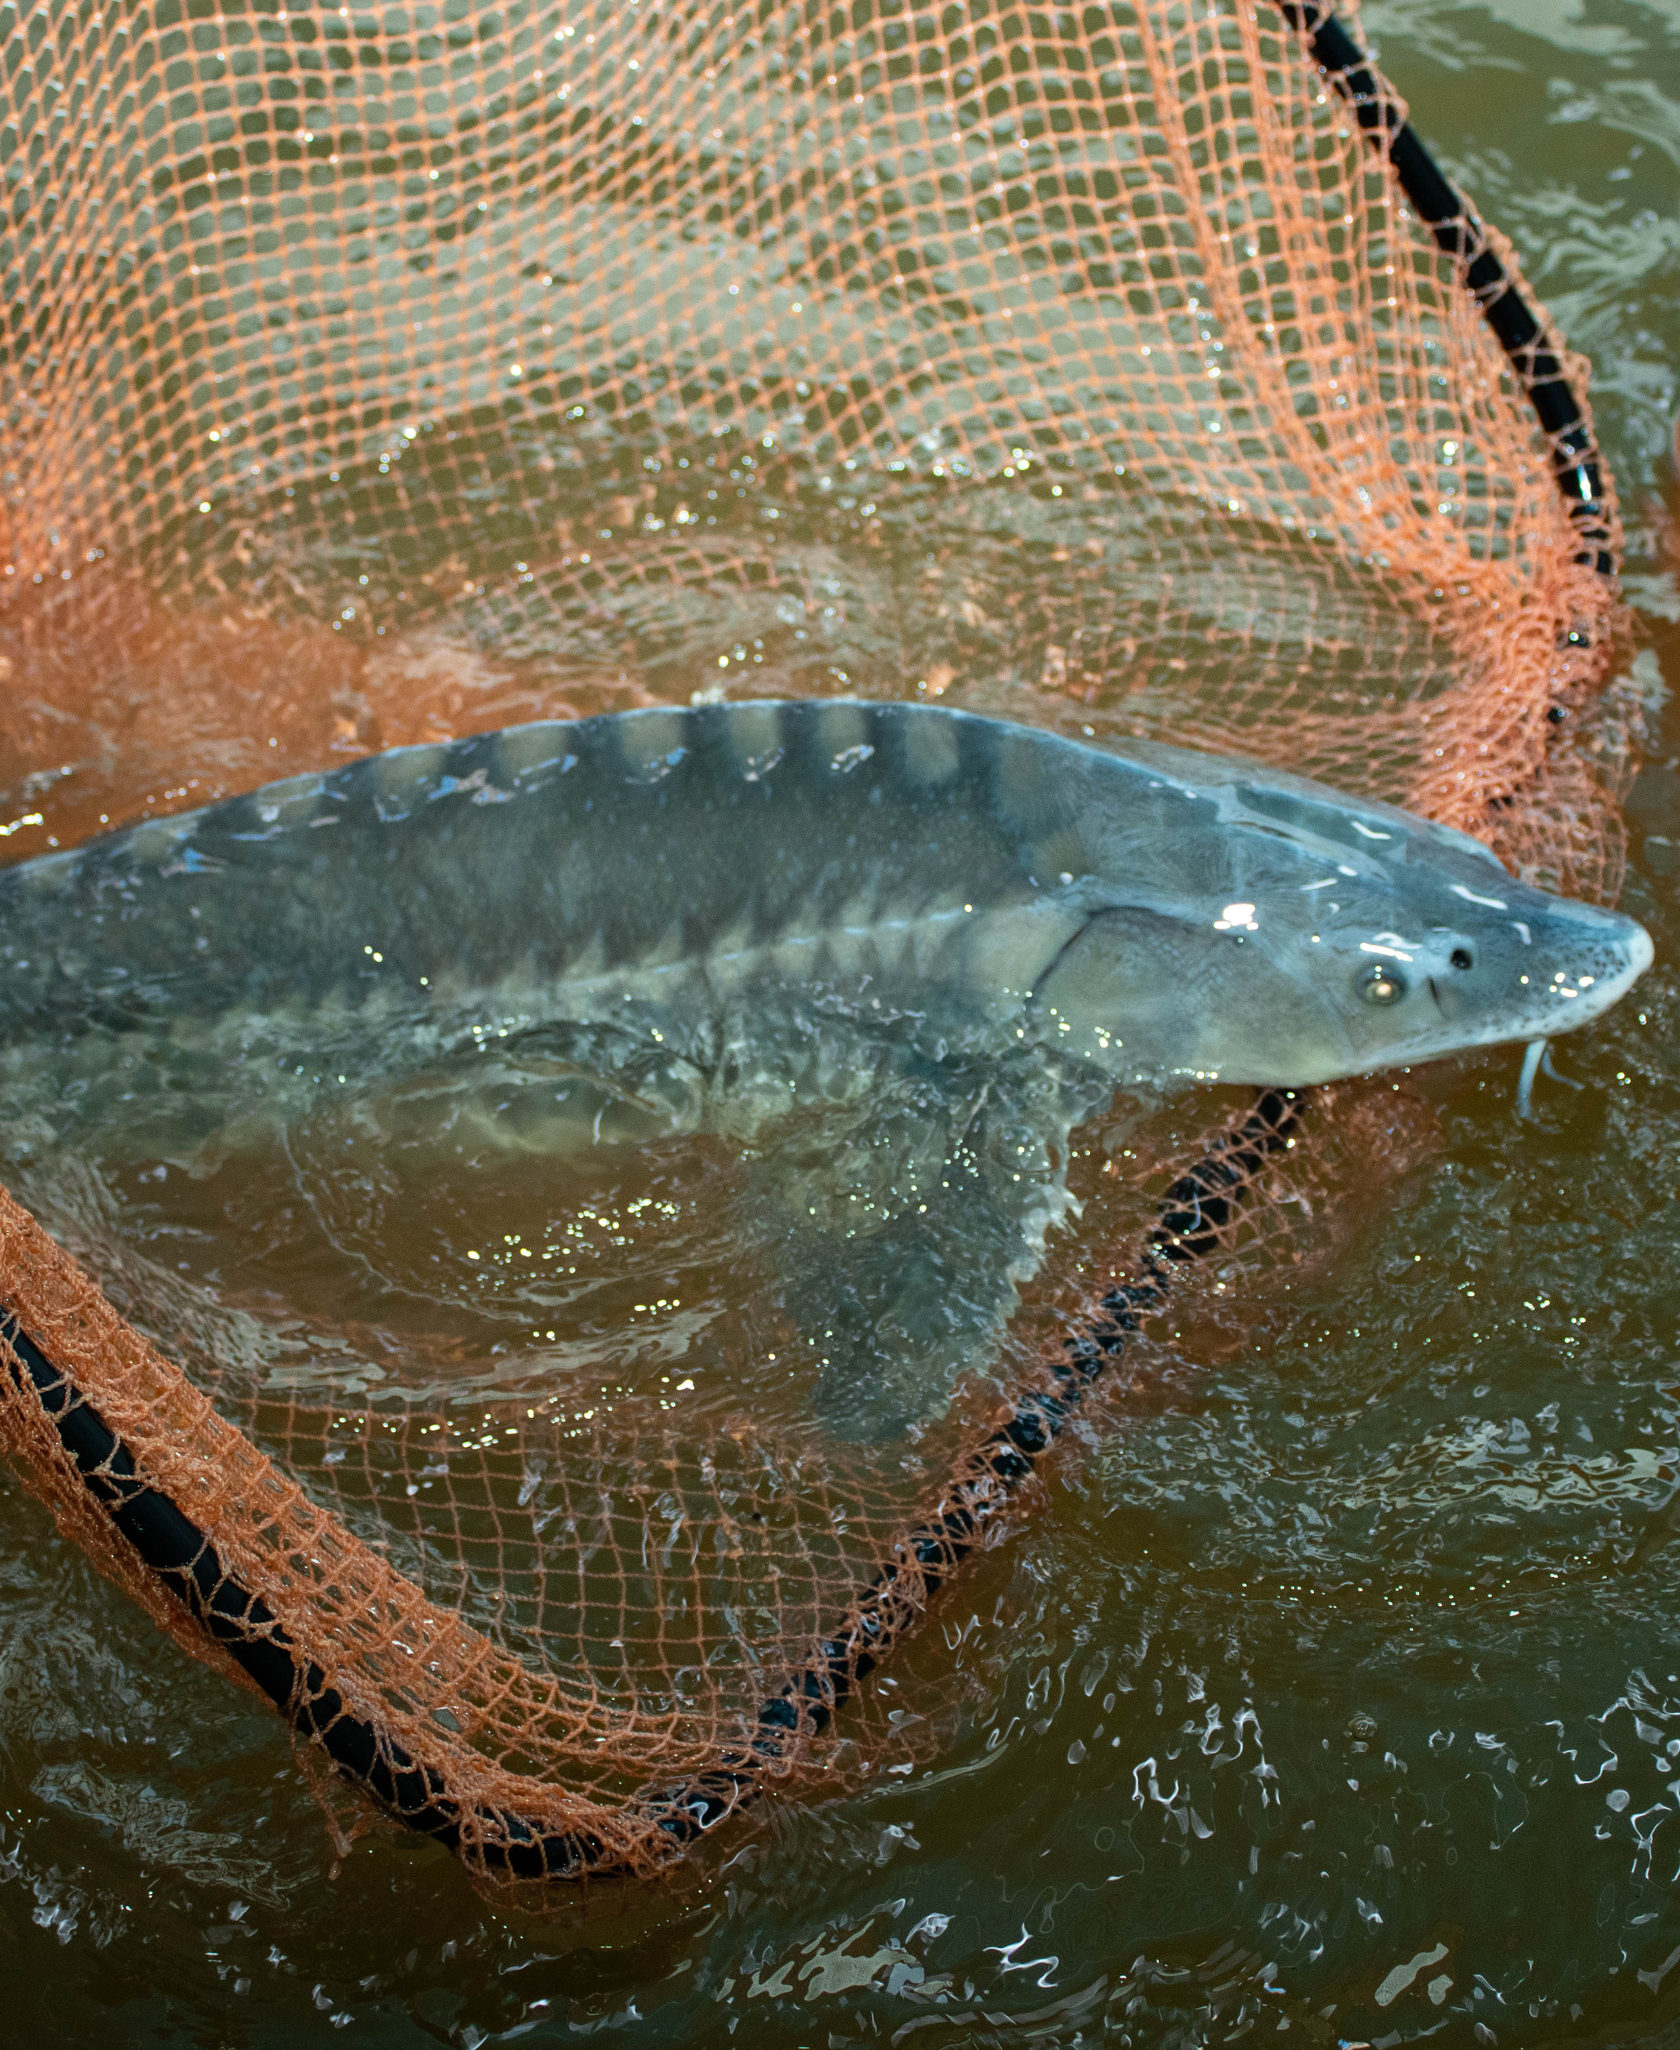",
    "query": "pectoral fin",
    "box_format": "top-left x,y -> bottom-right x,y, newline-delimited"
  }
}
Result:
745,1051 -> 1106,1438
1030,902 -> 1211,1079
